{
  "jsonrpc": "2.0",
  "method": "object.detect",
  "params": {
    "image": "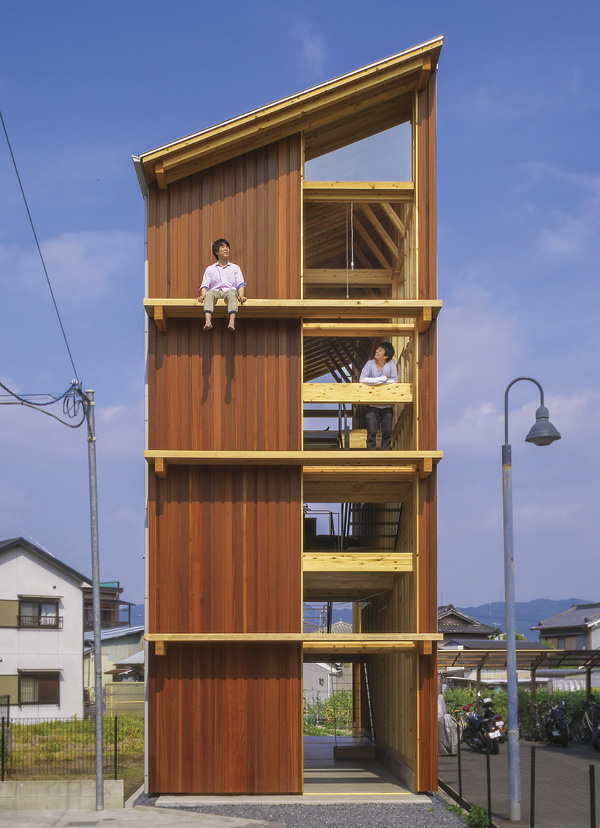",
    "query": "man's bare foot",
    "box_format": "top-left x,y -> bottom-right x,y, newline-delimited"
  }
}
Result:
203,323 -> 213,331
227,324 -> 235,332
